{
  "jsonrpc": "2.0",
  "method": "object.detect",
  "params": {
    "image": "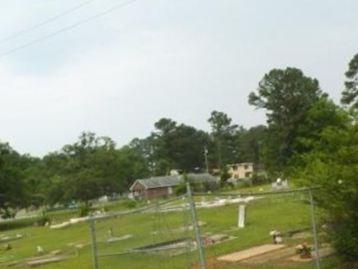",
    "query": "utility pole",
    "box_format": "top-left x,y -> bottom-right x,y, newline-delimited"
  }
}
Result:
204,147 -> 209,173
217,139 -> 222,169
